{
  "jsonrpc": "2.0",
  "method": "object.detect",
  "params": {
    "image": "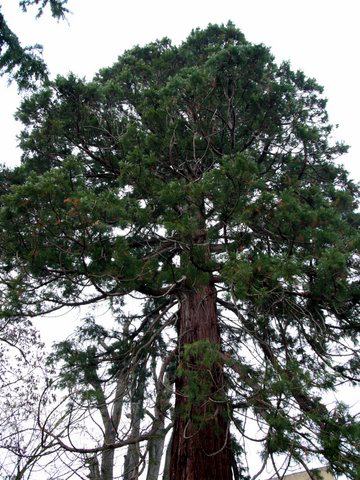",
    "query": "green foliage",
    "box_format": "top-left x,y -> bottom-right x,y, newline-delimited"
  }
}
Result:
182,339 -> 221,370
1,22 -> 360,477
19,0 -> 69,19
0,1 -> 68,89
0,10 -> 47,89
176,340 -> 223,424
